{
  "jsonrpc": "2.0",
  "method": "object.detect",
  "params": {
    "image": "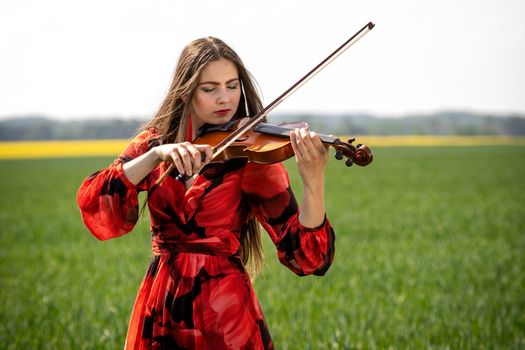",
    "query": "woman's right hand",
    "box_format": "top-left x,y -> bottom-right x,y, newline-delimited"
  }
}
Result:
154,142 -> 213,176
